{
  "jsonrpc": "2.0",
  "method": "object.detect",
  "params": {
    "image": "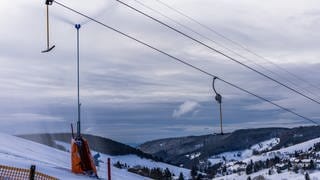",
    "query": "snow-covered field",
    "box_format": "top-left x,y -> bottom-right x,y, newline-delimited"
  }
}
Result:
208,138 -> 280,165
4,132 -> 320,180
241,137 -> 320,164
214,168 -> 320,180
0,133 -> 189,179
213,137 -> 320,180
56,140 -> 190,178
